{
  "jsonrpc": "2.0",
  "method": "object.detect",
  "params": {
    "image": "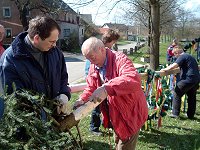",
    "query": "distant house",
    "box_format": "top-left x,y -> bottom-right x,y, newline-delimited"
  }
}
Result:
79,14 -> 93,24
101,23 -> 129,40
0,0 -> 98,49
54,7 -> 84,47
